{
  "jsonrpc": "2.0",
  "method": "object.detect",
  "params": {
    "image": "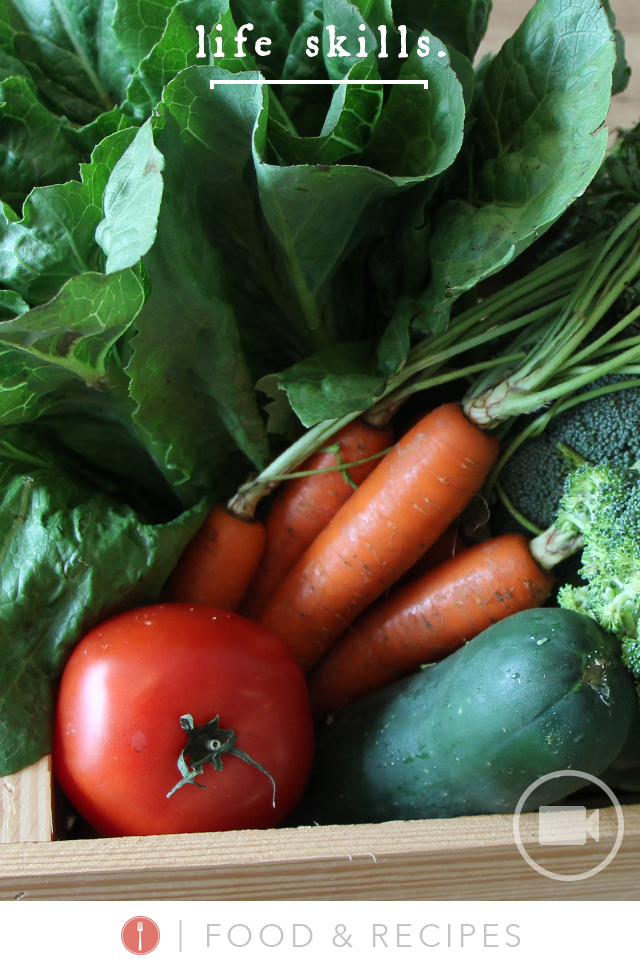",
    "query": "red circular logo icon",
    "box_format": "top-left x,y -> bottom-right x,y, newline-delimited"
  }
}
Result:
121,916 -> 160,954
